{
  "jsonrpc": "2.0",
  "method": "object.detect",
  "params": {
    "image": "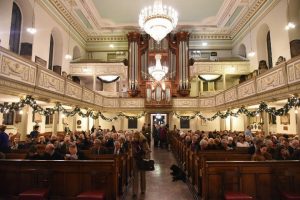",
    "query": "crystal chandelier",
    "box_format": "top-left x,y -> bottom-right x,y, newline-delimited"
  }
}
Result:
139,0 -> 178,43
149,54 -> 168,81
